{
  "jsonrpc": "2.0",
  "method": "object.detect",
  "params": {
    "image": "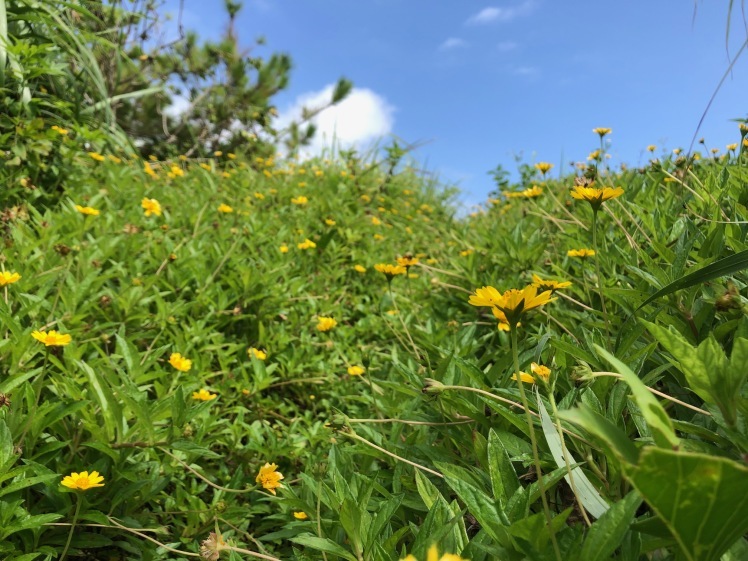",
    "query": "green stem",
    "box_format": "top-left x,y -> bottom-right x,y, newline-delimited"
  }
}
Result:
510,328 -> 561,561
60,494 -> 83,561
592,211 -> 610,340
